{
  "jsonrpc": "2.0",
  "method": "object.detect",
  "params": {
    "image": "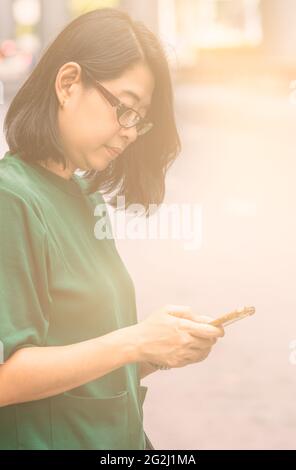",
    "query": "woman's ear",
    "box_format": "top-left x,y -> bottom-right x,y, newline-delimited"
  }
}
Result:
55,61 -> 82,108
